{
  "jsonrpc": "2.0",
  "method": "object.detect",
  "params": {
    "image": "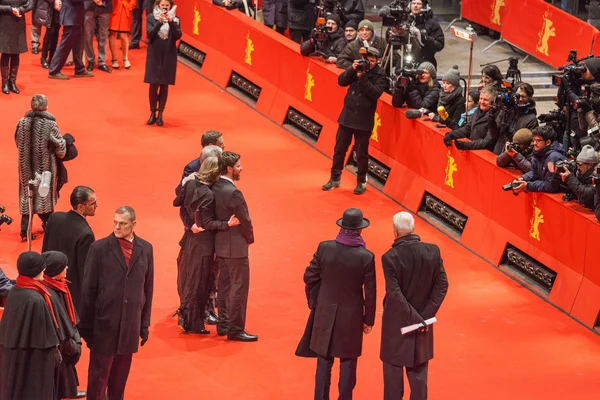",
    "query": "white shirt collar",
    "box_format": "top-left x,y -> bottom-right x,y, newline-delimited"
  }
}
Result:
220,175 -> 234,185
